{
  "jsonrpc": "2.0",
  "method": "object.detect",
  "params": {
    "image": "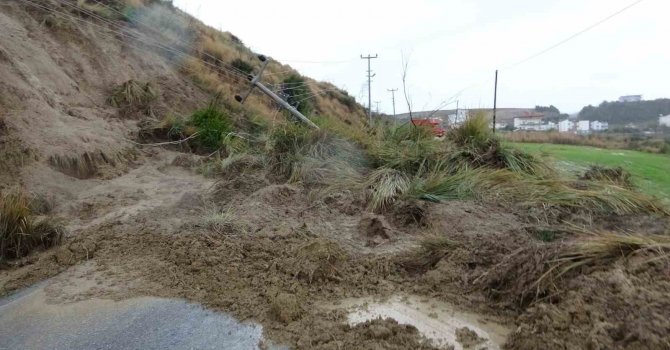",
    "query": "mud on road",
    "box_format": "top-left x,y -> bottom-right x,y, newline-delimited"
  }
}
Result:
2,151 -> 670,350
